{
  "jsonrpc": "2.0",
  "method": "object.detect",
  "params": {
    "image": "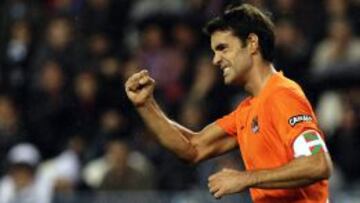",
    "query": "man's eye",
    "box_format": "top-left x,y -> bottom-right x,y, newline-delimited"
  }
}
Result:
220,47 -> 228,53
